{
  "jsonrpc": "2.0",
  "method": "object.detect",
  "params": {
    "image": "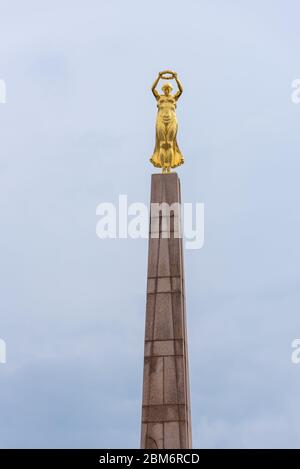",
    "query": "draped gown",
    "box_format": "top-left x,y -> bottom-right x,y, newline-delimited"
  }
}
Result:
150,94 -> 184,170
